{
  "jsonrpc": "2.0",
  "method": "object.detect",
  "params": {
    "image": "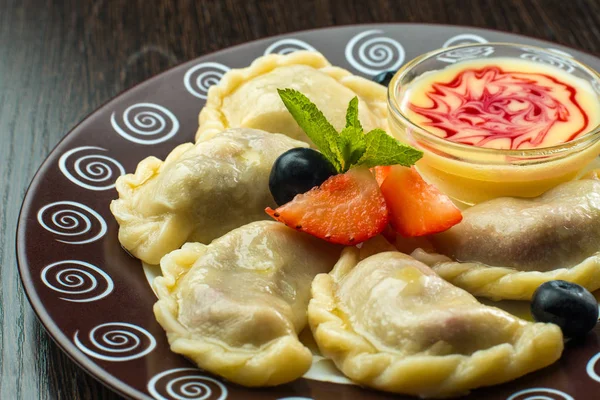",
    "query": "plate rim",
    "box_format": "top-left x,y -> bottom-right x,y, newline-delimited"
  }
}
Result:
15,22 -> 600,400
